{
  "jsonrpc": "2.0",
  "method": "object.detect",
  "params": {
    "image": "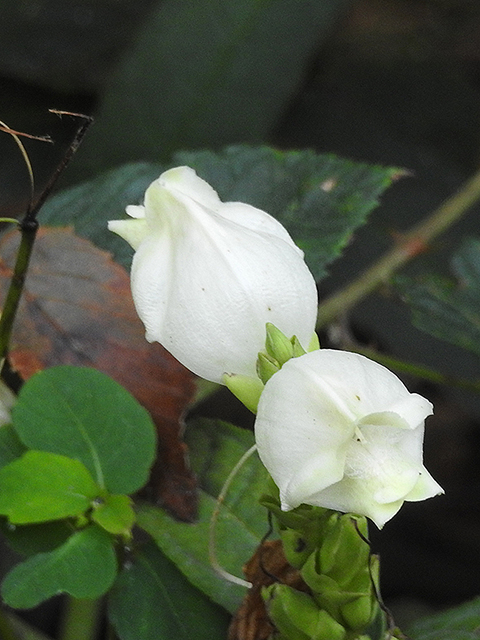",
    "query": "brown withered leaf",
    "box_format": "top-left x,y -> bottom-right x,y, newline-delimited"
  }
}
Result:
228,539 -> 310,640
0,226 -> 197,521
